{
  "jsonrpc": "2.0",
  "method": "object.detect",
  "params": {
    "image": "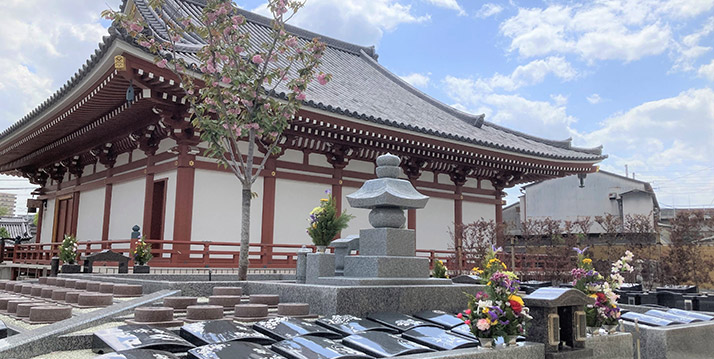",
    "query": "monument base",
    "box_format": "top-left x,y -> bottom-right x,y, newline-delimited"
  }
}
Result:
343,255 -> 430,278
241,281 -> 486,316
312,277 -> 453,286
545,348 -> 593,359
